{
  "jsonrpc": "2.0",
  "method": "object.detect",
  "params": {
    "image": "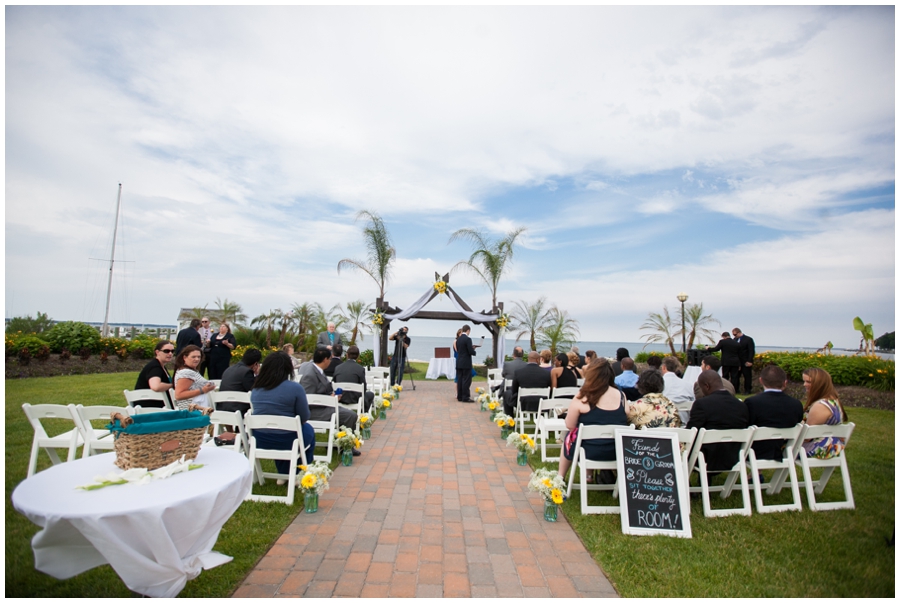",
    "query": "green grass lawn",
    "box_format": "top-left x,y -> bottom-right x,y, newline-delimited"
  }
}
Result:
522,405 -> 895,597
6,372 -> 338,597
